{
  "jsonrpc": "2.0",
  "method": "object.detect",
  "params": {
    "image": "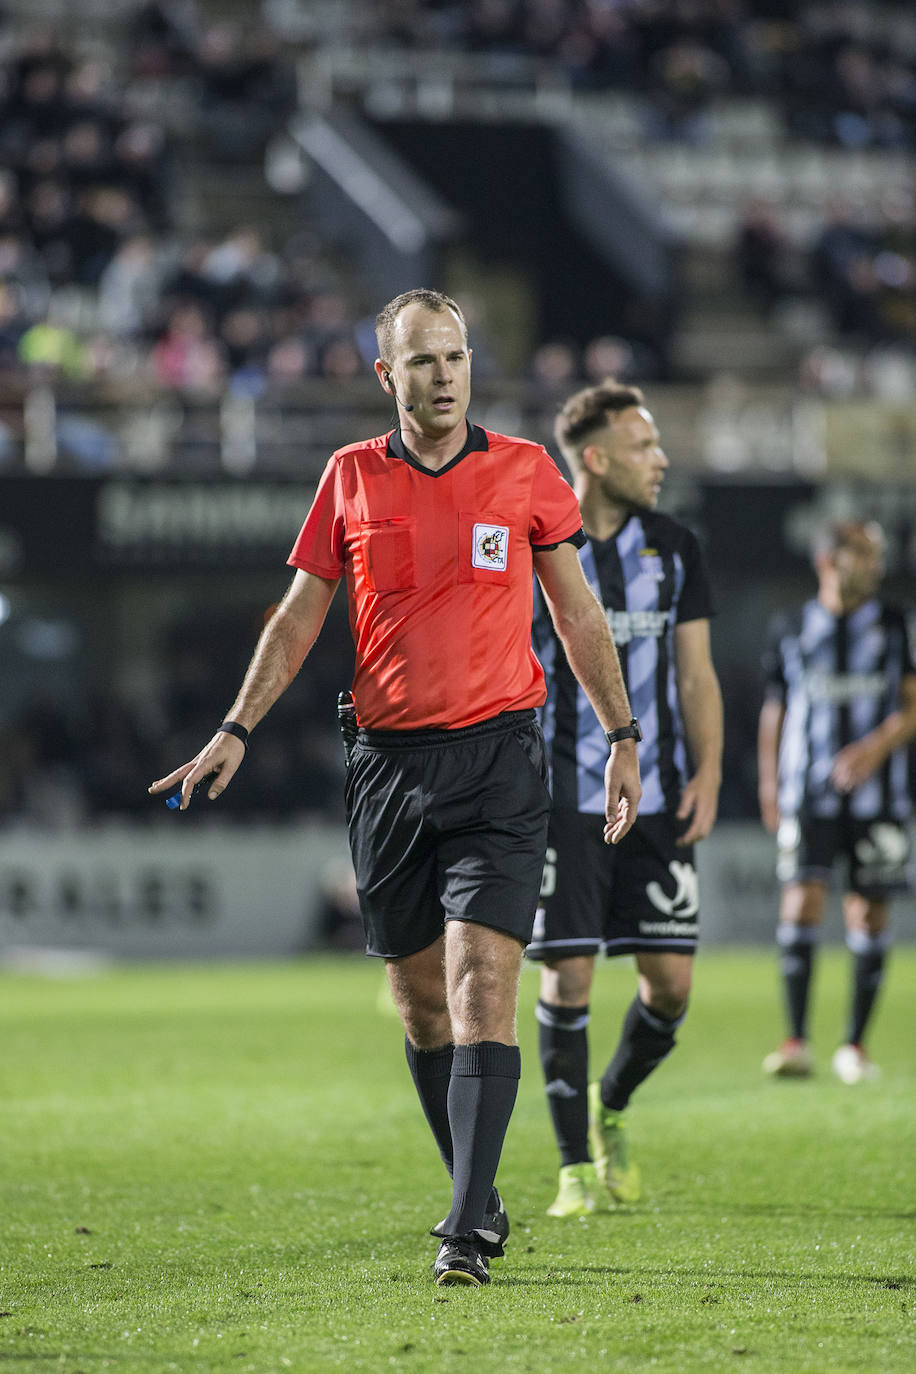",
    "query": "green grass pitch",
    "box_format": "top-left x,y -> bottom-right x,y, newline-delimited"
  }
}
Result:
1,947 -> 914,1373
